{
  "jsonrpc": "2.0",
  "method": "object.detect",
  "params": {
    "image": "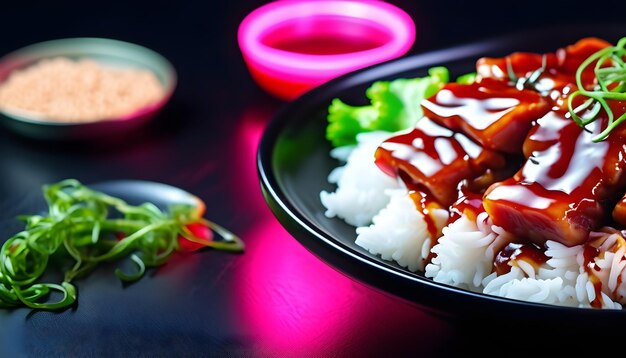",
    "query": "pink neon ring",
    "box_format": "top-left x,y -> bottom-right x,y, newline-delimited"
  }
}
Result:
238,0 -> 416,100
